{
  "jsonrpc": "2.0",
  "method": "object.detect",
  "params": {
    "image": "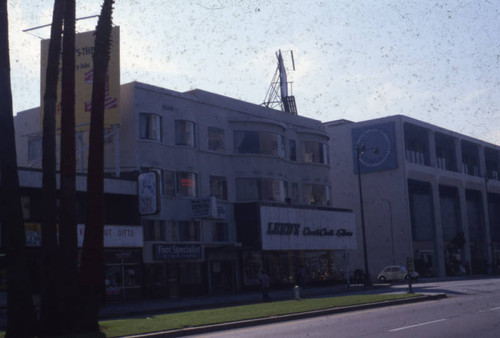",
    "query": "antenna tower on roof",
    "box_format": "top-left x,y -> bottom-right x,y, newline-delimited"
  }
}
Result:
262,49 -> 298,115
